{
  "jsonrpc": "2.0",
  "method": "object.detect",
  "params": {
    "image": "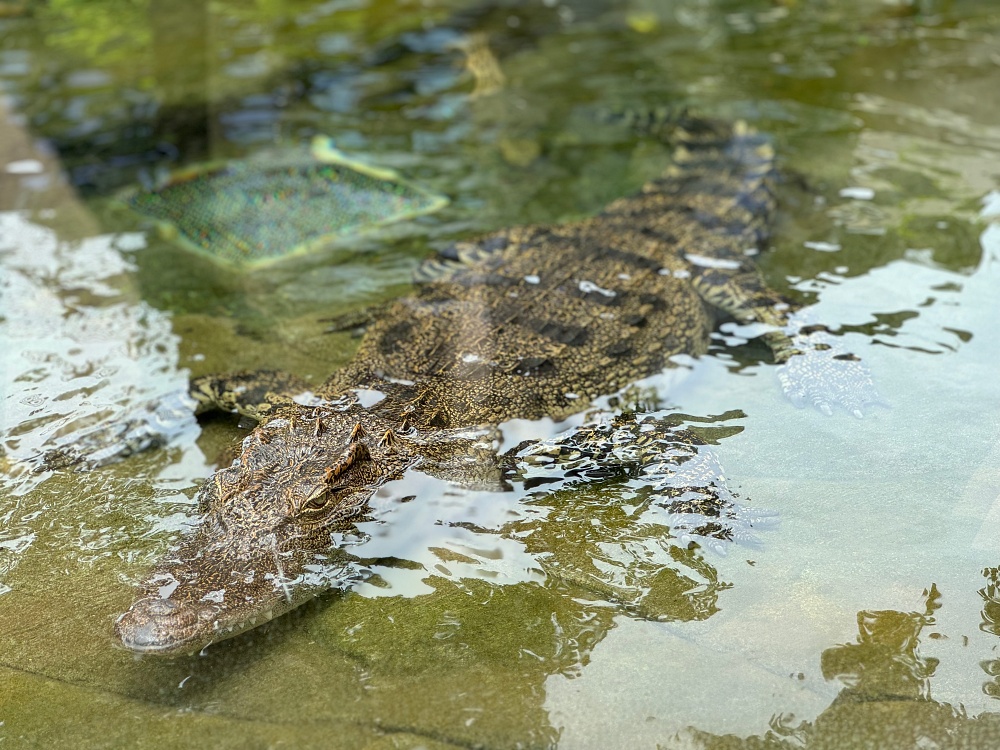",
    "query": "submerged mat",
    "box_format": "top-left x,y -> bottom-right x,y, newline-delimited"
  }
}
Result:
125,138 -> 448,267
